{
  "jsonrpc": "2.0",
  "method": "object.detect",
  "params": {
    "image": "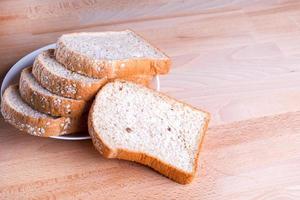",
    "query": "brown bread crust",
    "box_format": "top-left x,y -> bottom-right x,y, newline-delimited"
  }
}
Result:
1,85 -> 87,137
122,74 -> 154,88
20,67 -> 90,117
33,50 -> 156,101
32,50 -> 108,101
